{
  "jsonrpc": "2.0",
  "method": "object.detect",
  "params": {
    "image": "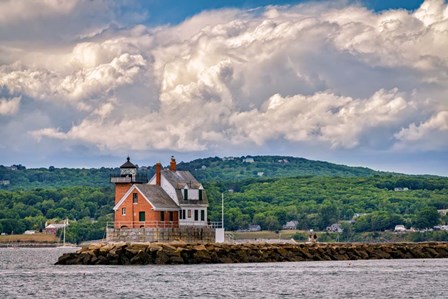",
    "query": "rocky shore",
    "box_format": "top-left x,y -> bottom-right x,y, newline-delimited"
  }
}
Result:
55,241 -> 448,265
